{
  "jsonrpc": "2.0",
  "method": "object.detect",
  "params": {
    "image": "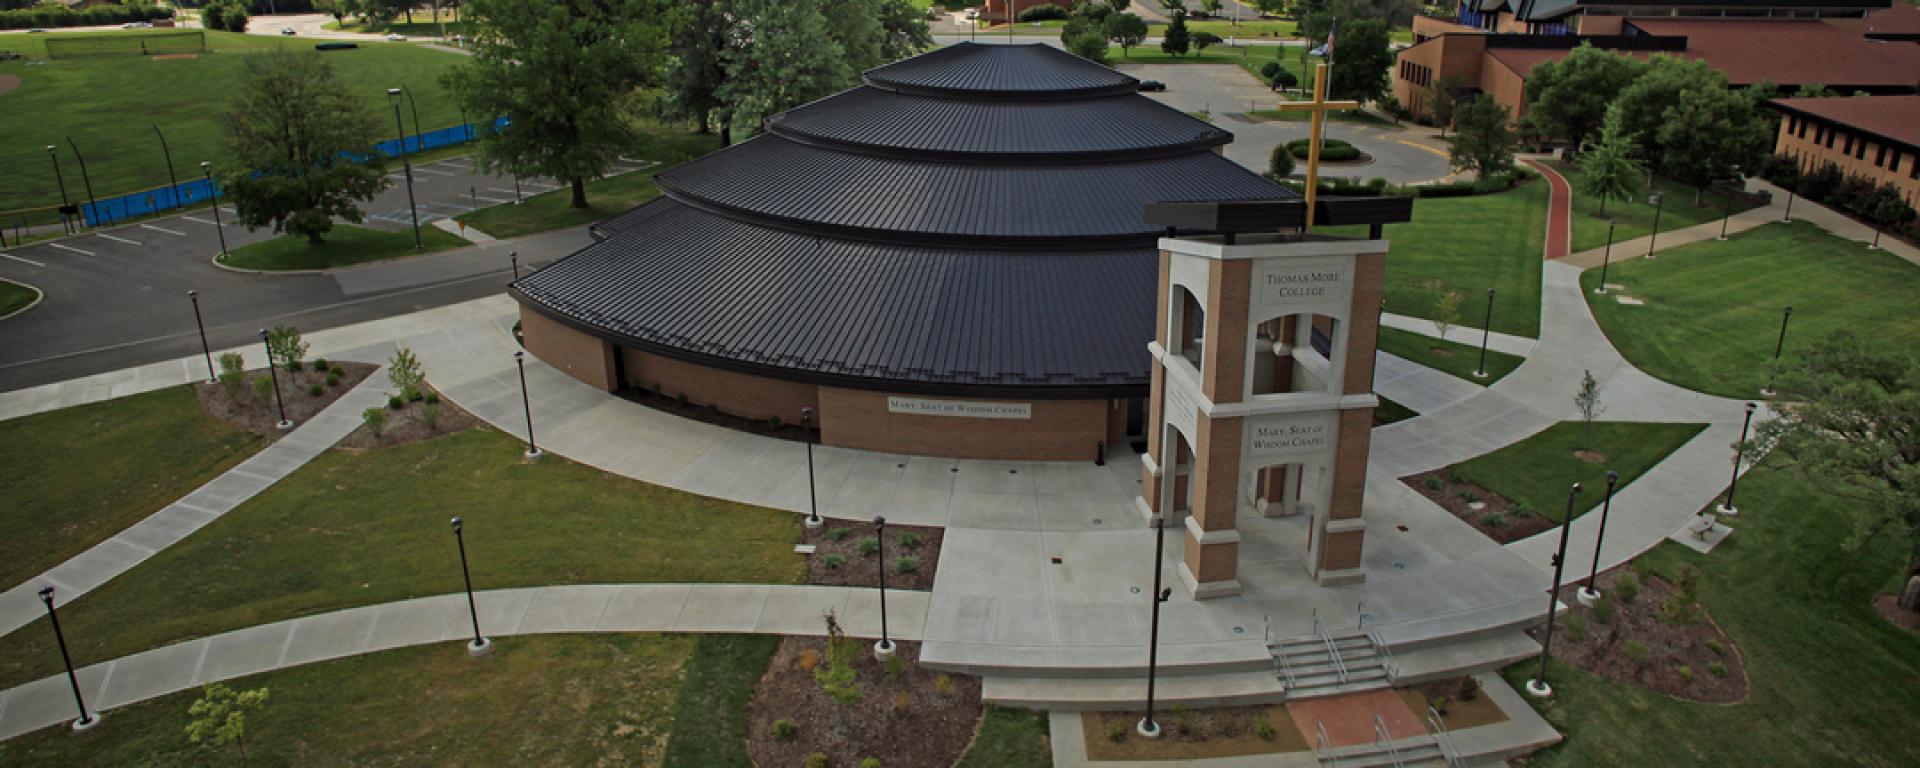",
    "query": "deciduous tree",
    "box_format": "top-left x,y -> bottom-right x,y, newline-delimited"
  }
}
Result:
876,0 -> 933,62
720,0 -> 852,133
1428,73 -> 1464,136
1613,54 -> 1723,180
1448,95 -> 1516,181
664,0 -> 733,138
1523,43 -> 1647,148
1105,12 -> 1147,58
1326,17 -> 1391,103
1655,84 -> 1769,205
220,51 -> 387,244
1575,106 -> 1642,216
185,684 -> 270,762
